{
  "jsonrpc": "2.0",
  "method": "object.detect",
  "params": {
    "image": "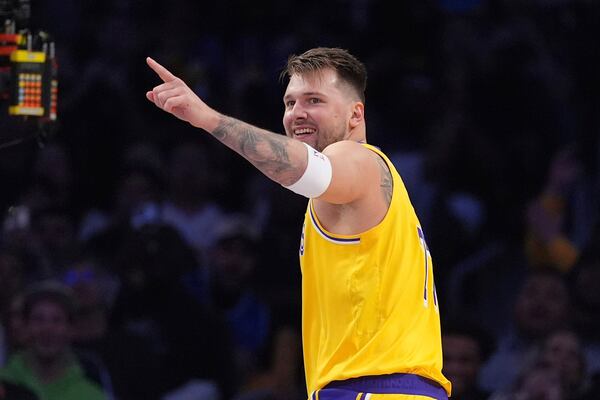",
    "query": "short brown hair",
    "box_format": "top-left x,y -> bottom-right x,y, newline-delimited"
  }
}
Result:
281,47 -> 367,103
